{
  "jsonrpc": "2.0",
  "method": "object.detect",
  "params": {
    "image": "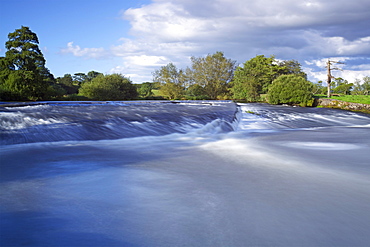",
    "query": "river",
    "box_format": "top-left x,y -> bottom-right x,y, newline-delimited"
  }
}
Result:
1,101 -> 370,246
